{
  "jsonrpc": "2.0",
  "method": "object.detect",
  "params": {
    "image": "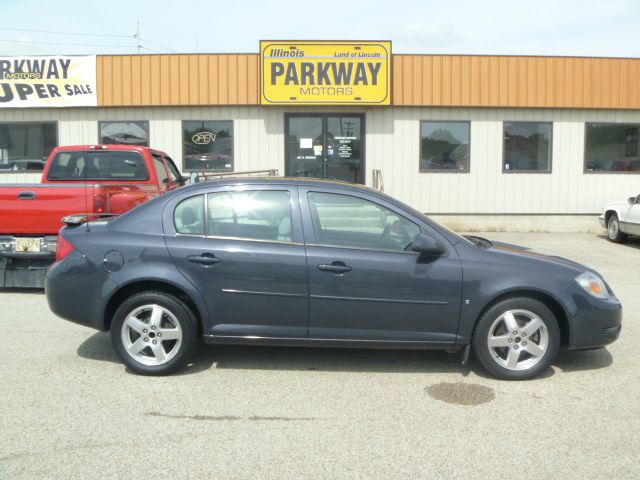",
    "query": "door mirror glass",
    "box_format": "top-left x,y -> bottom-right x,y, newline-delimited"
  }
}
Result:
628,196 -> 637,205
410,233 -> 445,255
